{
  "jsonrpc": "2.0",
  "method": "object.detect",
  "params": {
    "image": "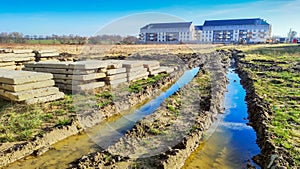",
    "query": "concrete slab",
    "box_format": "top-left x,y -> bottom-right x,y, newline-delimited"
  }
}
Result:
54,79 -> 93,85
106,78 -> 127,85
0,80 -> 55,92
127,69 -> 148,77
105,60 -> 124,69
56,82 -> 105,91
0,87 -> 59,101
122,61 -> 144,68
69,60 -> 107,69
52,73 -> 105,81
125,67 -> 147,73
0,61 -> 15,67
143,61 -> 160,68
105,73 -> 127,81
12,49 -> 33,54
160,66 -> 175,74
76,81 -> 105,91
0,70 -> 53,85
26,67 -> 96,75
106,68 -> 126,75
25,61 -> 73,69
38,52 -> 60,57
25,92 -> 64,104
37,50 -> 57,54
0,65 -> 17,70
127,72 -> 149,81
145,65 -> 160,71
